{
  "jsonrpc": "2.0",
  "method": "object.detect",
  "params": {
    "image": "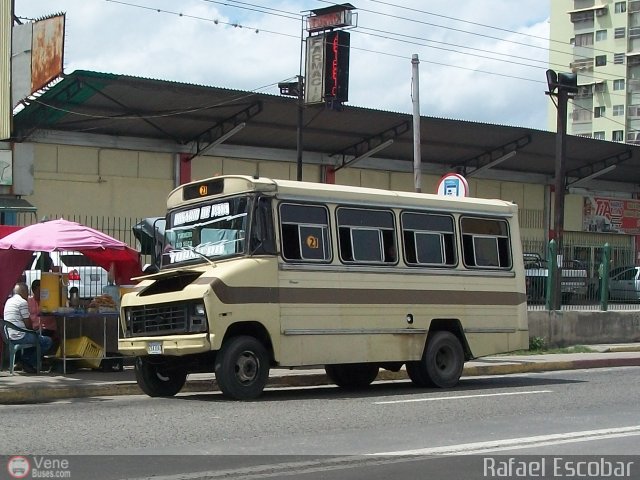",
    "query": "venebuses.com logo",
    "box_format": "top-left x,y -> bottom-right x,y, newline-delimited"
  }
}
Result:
6,455 -> 71,478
